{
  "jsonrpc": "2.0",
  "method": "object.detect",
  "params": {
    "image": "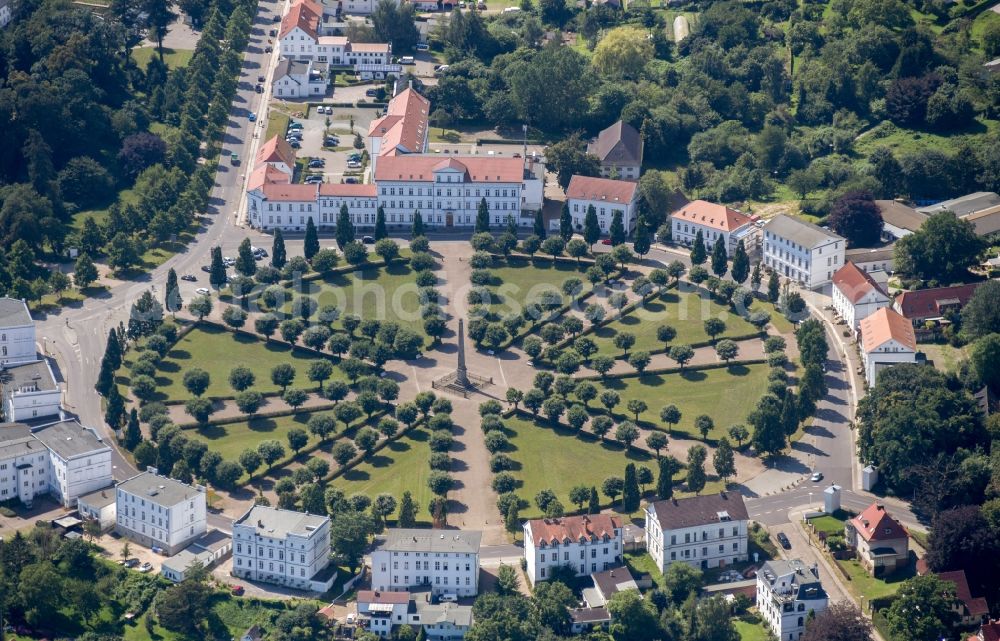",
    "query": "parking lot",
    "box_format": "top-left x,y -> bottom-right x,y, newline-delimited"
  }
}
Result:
288,105 -> 378,184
